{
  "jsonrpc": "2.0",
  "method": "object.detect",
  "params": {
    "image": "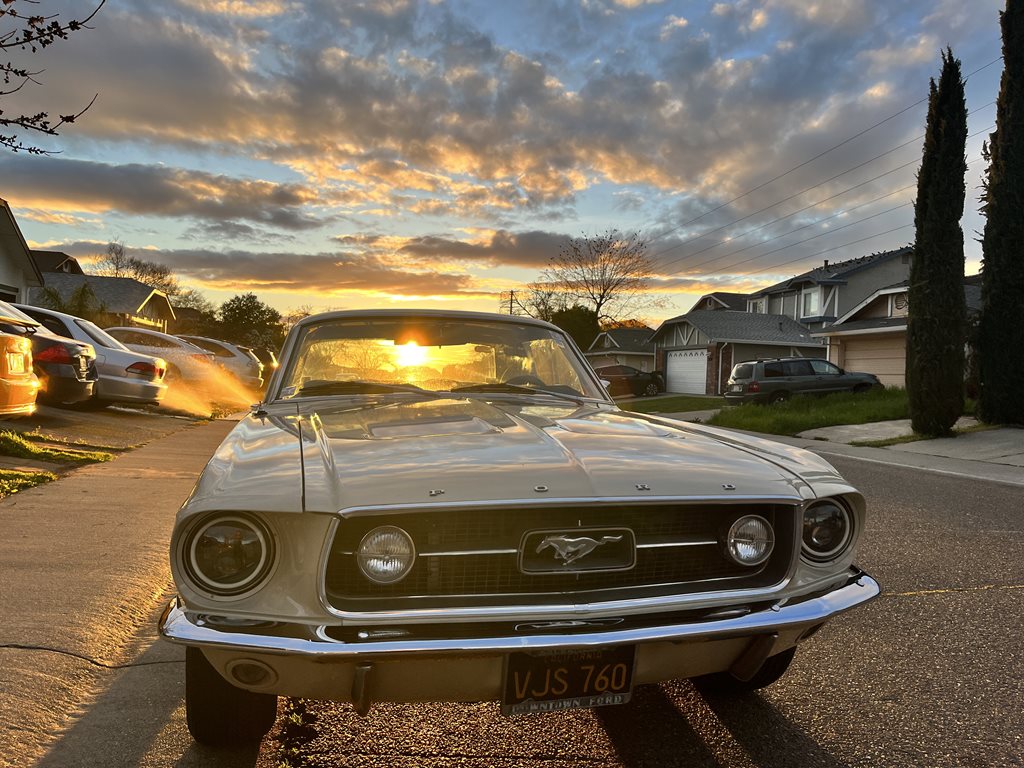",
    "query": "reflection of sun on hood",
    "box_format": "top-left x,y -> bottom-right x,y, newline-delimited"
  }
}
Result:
293,398 -> 826,514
